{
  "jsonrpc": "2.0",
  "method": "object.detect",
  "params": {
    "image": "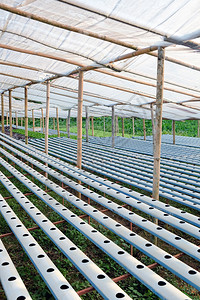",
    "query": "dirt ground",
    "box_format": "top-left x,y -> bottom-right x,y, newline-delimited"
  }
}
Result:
0,126 -> 26,141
